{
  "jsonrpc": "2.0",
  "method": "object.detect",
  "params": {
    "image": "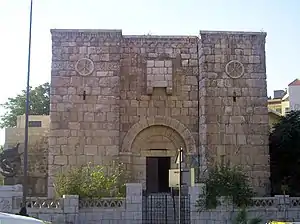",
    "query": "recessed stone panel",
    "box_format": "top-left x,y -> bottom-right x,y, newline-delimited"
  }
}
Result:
146,60 -> 173,95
